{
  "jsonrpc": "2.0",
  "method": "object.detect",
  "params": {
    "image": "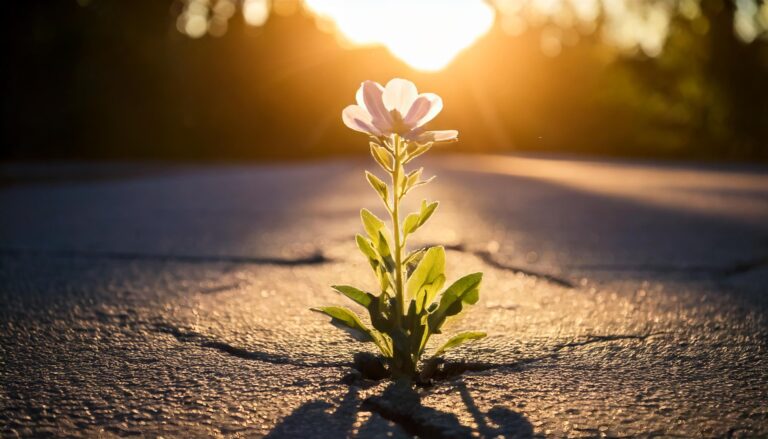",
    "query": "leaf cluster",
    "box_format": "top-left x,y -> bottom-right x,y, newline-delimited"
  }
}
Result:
313,135 -> 485,378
